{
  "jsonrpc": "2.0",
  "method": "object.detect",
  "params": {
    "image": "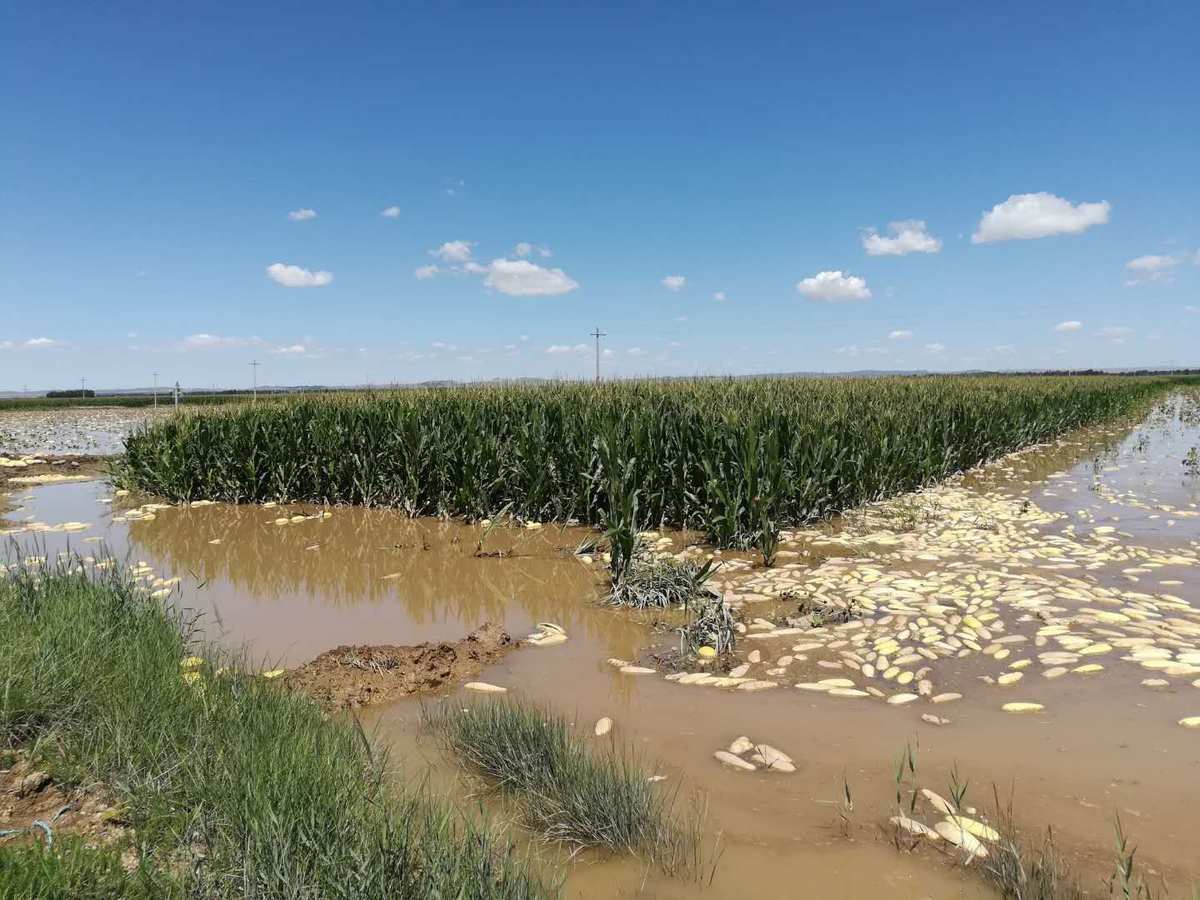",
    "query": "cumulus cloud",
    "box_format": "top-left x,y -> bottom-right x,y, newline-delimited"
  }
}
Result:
266,262 -> 333,288
971,192 -> 1110,243
380,206 -> 401,218
483,259 -> 579,297
546,343 -> 587,355
888,329 -> 913,340
431,241 -> 475,263
271,344 -> 308,355
515,242 -> 552,258
287,208 -> 317,221
712,291 -> 727,302
1124,254 -> 1181,286
23,337 -> 58,348
414,264 -> 439,279
1053,320 -> 1083,332
862,220 -> 942,256
661,275 -> 686,292
796,270 -> 872,302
